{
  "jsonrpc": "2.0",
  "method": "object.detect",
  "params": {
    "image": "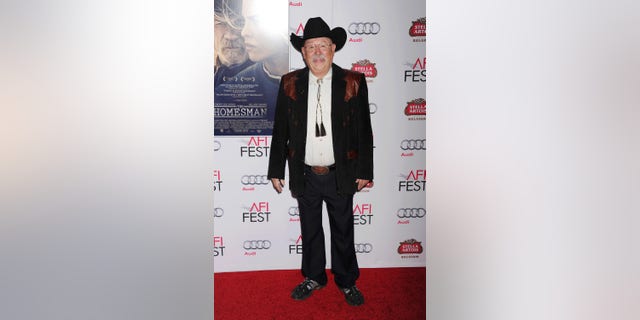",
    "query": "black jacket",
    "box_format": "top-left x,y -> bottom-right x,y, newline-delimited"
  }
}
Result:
267,64 -> 374,196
